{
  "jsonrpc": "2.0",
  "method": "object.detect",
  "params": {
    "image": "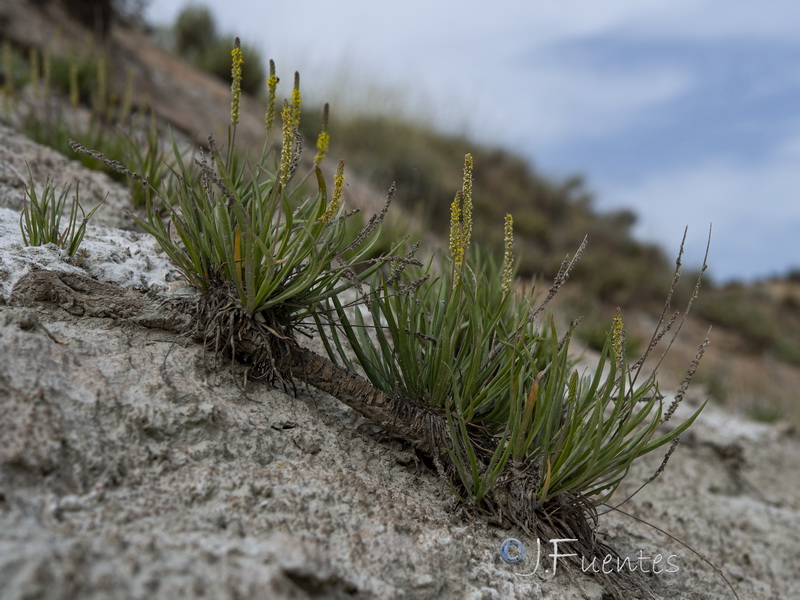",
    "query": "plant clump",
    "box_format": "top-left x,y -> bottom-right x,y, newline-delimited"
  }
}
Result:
322,155 -> 707,511
71,40 -> 411,384
19,171 -> 105,260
